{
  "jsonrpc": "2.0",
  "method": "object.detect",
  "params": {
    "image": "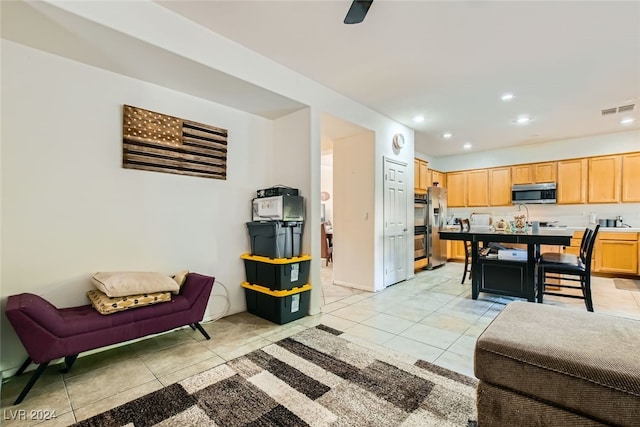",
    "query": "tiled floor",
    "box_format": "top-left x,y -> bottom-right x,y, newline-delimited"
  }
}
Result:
2,262 -> 639,425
